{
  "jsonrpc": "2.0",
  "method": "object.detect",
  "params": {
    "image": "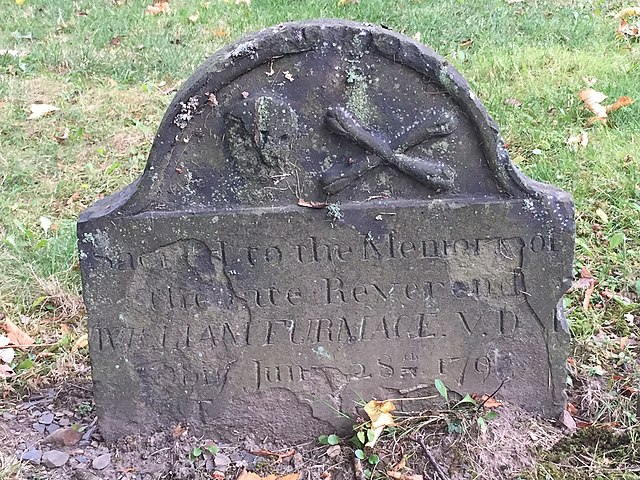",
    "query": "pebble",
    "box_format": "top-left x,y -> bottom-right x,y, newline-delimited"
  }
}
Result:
46,423 -> 60,434
42,450 -> 70,468
92,453 -> 111,470
75,469 -> 102,480
75,455 -> 88,465
2,412 -> 16,421
59,418 -> 71,427
20,448 -> 43,465
214,453 -> 231,468
32,423 -> 46,435
38,412 -> 55,425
